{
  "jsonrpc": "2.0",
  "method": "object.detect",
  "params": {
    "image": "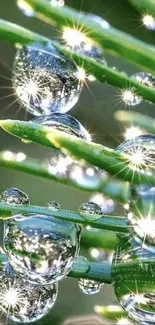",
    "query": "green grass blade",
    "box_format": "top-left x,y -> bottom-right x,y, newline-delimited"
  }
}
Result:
129,0 -> 155,15
70,261 -> 111,283
115,110 -> 155,134
0,119 -> 155,186
24,0 -> 155,74
0,151 -> 130,203
0,202 -> 127,233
